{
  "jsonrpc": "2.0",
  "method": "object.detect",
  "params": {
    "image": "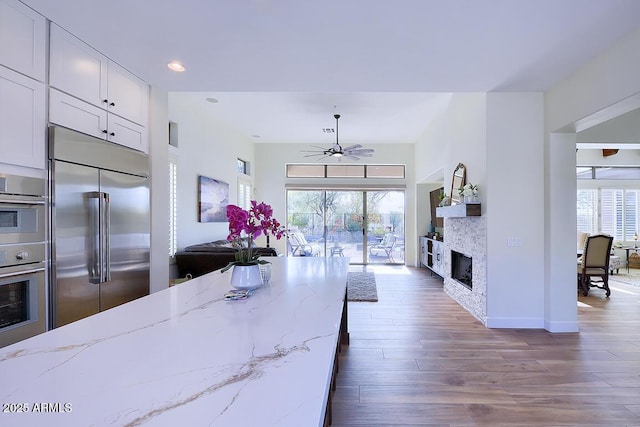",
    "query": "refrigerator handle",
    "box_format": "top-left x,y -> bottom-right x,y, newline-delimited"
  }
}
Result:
86,192 -> 101,284
100,192 -> 111,283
